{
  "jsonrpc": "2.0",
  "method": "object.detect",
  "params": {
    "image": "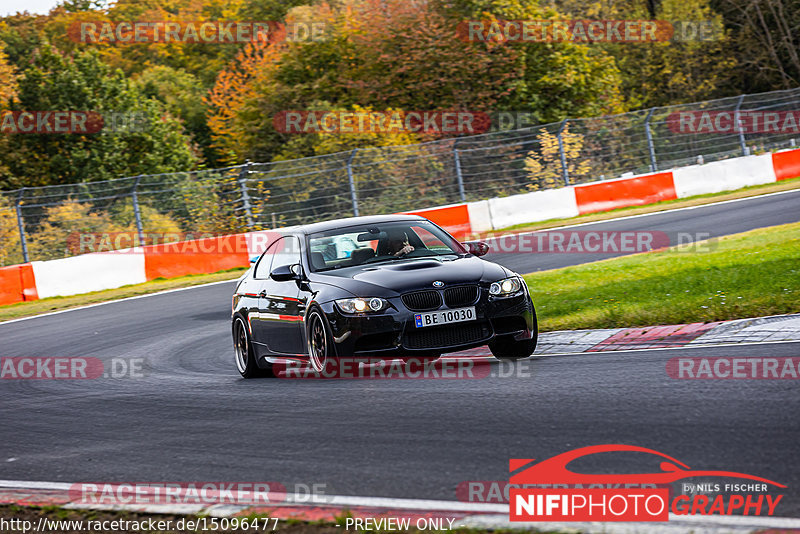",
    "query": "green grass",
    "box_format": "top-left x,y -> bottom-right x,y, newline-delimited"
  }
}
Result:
525,222 -> 800,332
